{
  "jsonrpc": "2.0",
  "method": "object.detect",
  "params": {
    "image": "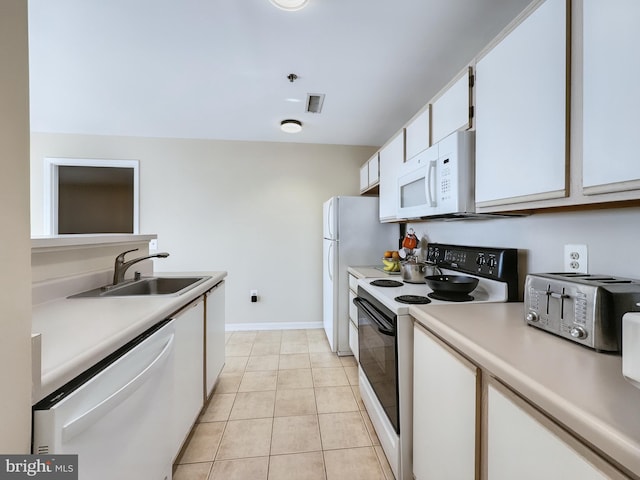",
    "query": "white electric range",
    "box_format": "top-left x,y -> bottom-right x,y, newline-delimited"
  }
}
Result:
354,243 -> 519,480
